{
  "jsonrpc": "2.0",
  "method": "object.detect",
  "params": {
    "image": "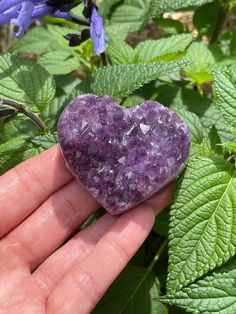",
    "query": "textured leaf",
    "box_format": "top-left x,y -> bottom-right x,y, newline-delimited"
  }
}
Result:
107,36 -> 189,65
221,142 -> 236,154
212,67 -> 236,128
230,128 -> 236,138
200,105 -> 235,143
0,134 -> 57,174
171,106 -> 204,144
184,42 -> 215,86
46,25 -> 79,49
107,40 -> 138,64
12,27 -> 52,54
39,50 -> 81,75
1,116 -> 38,141
99,0 -> 123,17
0,54 -> 55,114
135,34 -> 192,62
162,256 -> 236,314
148,51 -> 187,63
154,0 -> 214,16
77,59 -> 191,102
43,92 -> 75,130
108,0 -> 214,30
109,0 -> 156,32
154,17 -> 184,35
105,23 -> 134,41
167,157 -> 236,293
198,126 -> 223,157
156,85 -> 211,117
93,265 -> 167,314
30,133 -> 58,149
